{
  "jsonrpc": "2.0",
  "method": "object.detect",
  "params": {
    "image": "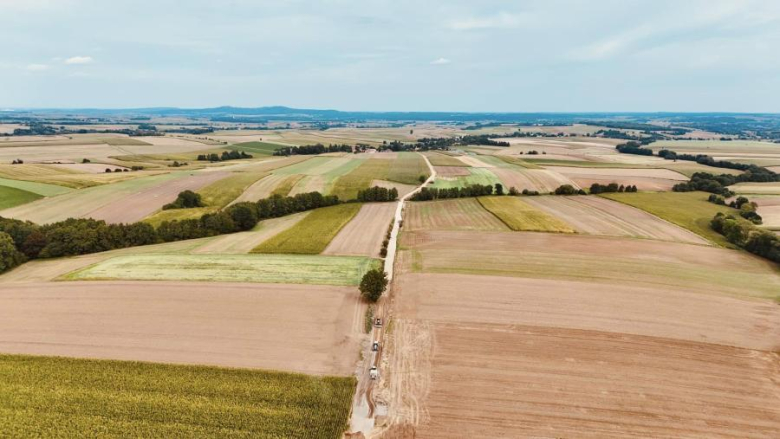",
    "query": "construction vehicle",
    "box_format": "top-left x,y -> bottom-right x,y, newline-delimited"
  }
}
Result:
369,367 -> 379,380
